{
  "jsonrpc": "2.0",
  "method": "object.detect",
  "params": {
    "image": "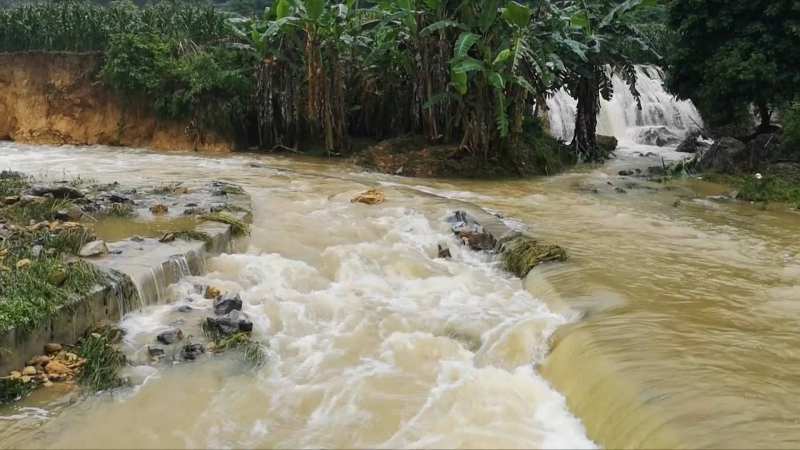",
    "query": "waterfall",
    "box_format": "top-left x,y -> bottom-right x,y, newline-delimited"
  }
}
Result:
546,65 -> 703,146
